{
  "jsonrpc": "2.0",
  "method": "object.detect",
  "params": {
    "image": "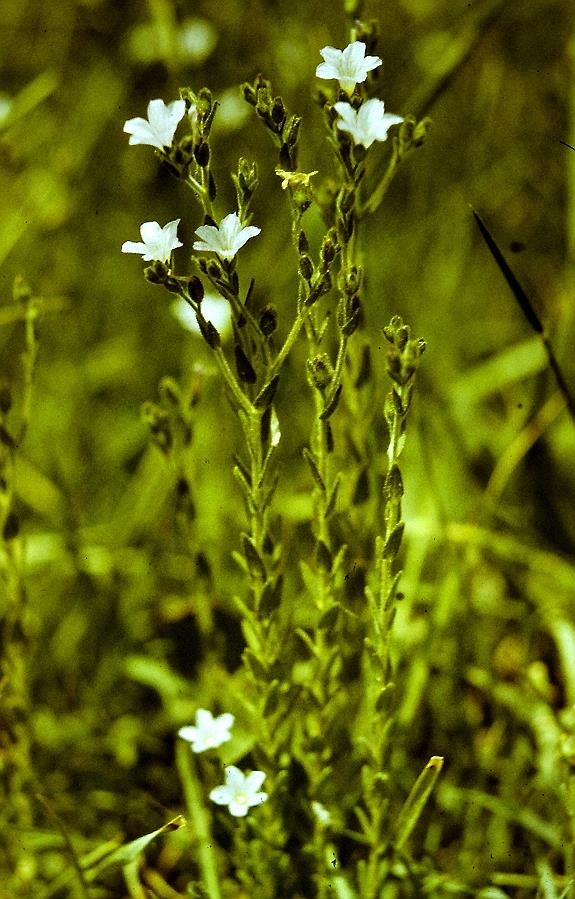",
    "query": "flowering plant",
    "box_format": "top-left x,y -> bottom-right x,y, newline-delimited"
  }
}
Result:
120,18 -> 435,899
